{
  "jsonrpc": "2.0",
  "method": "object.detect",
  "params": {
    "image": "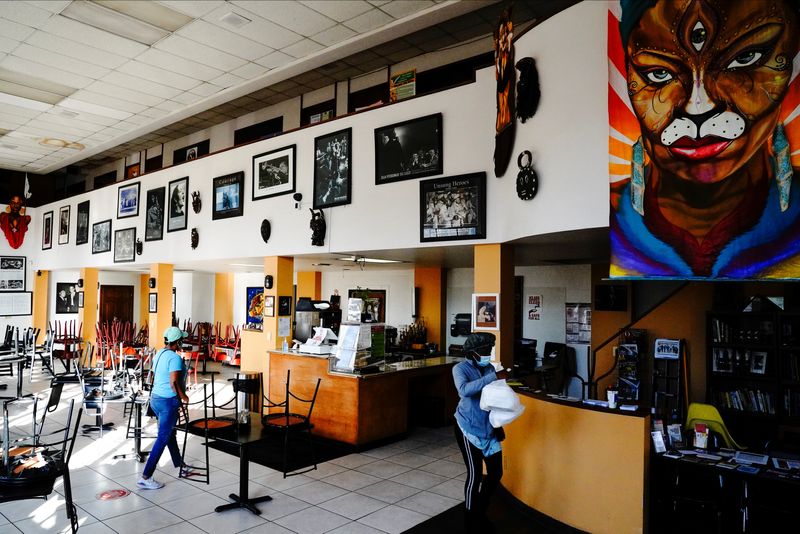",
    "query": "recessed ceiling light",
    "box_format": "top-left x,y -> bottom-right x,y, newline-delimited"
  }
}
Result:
340,255 -> 403,264
0,91 -> 52,111
219,11 -> 251,29
58,98 -> 131,120
93,0 -> 193,32
62,1 -> 170,46
60,110 -> 80,118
